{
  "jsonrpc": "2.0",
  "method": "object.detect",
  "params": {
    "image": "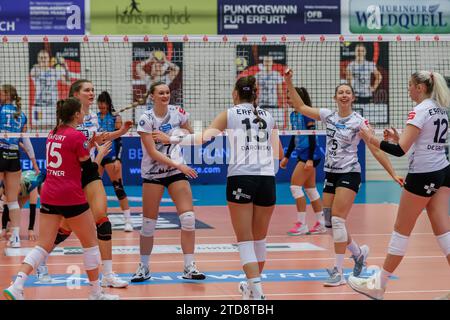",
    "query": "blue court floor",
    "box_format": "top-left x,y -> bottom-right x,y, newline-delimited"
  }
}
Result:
104,181 -> 405,207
